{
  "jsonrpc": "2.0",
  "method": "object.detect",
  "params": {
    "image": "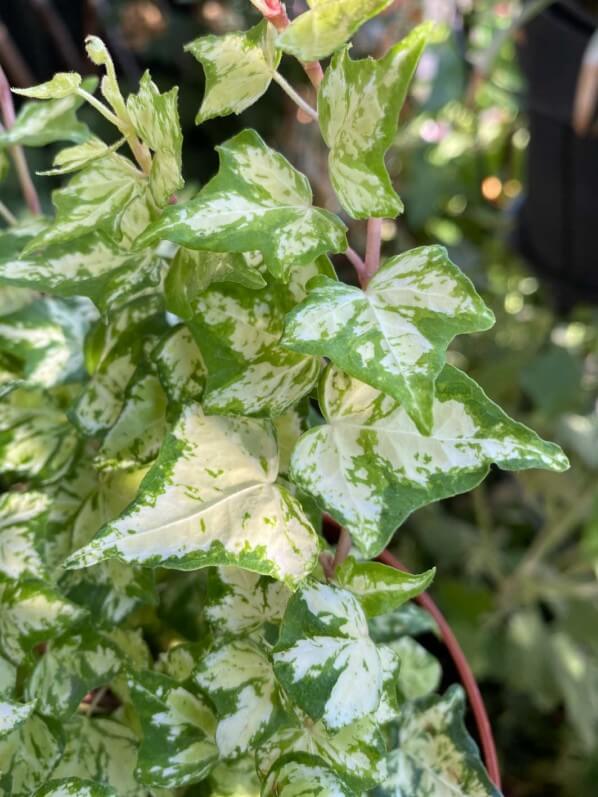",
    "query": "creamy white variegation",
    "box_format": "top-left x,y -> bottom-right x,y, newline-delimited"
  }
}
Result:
65,408 -> 320,586
290,365 -> 568,556
263,756 -> 354,797
0,492 -> 49,582
154,325 -> 206,405
33,777 -> 118,797
0,714 -> 63,796
0,699 -> 34,737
